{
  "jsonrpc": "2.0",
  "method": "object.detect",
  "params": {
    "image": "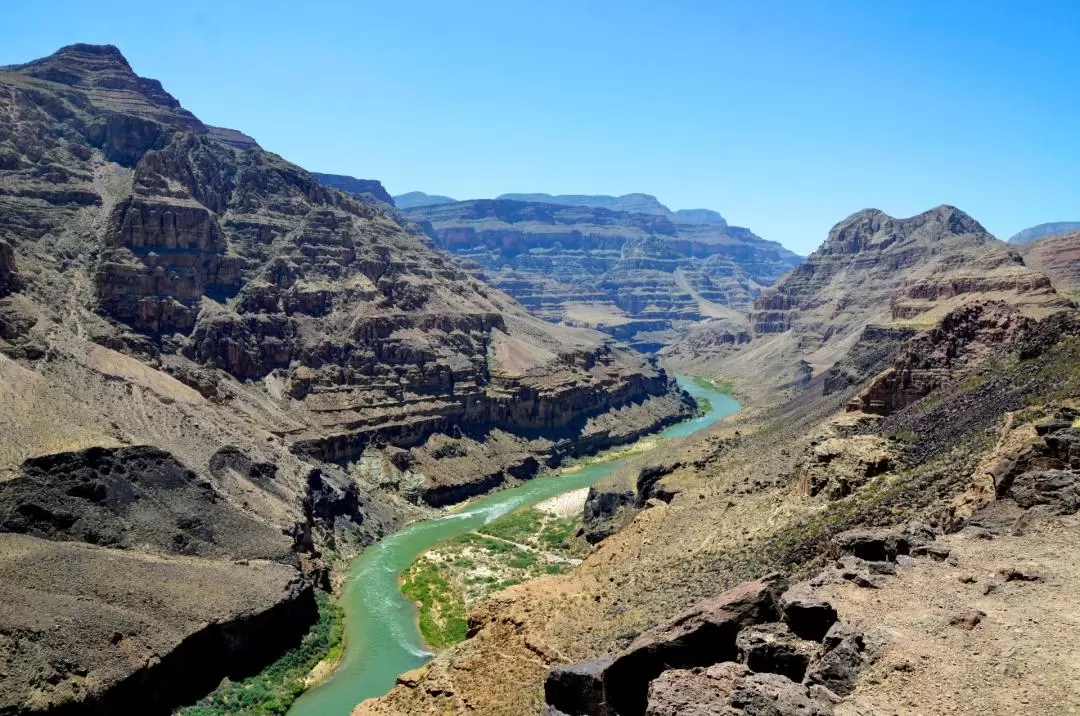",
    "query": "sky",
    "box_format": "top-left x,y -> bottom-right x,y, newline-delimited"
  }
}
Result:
2,0 -> 1078,255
